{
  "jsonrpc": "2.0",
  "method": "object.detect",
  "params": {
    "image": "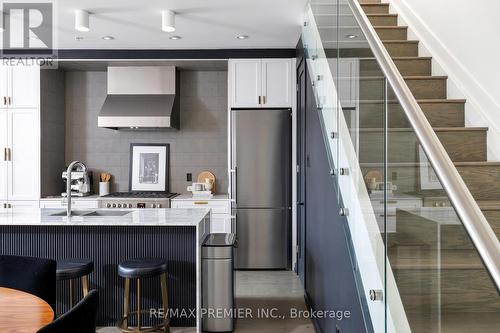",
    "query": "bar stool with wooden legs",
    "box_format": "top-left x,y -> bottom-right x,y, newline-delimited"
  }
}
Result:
117,258 -> 170,333
56,259 -> 94,310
